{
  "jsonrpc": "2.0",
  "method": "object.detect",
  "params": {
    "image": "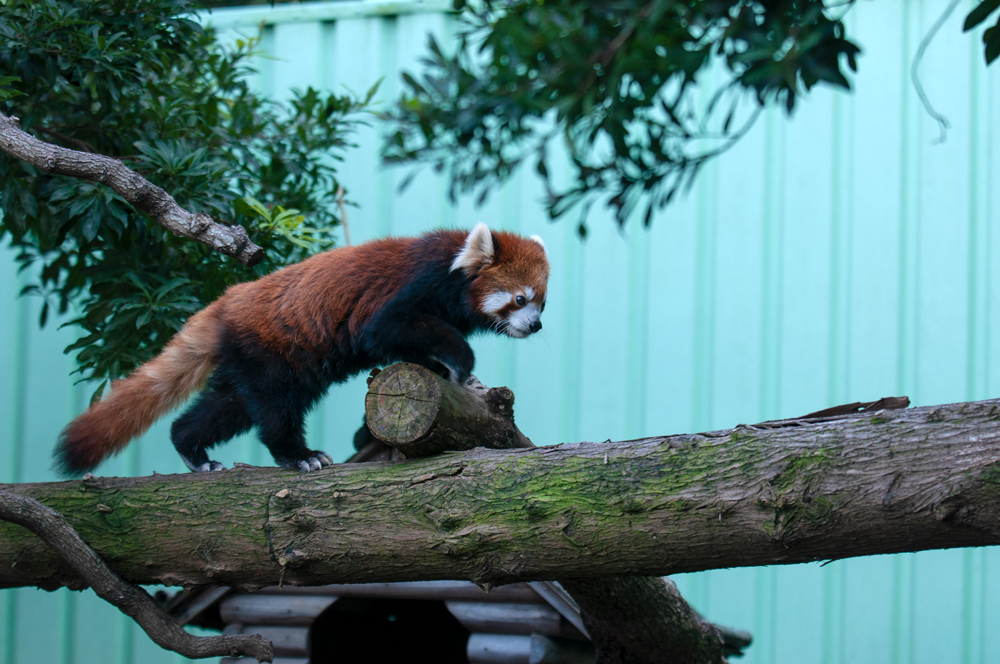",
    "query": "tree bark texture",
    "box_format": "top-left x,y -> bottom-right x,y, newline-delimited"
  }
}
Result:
3,398 -> 1000,591
0,112 -> 264,266
365,363 -> 534,456
0,490 -> 273,661
560,577 -> 726,664
363,364 -> 730,663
